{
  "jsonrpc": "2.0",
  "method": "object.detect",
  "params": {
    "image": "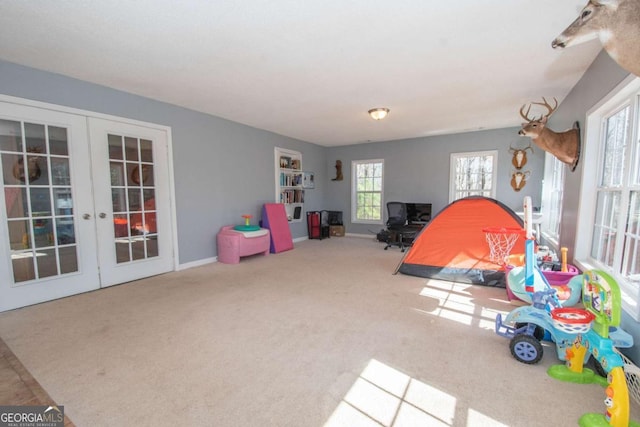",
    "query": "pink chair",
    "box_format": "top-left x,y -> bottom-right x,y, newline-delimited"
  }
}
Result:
217,225 -> 270,264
